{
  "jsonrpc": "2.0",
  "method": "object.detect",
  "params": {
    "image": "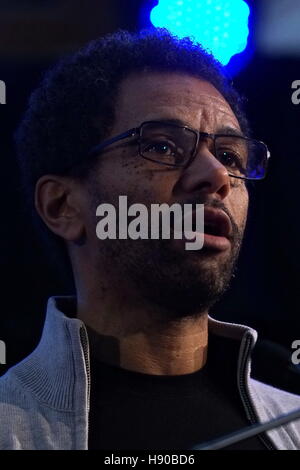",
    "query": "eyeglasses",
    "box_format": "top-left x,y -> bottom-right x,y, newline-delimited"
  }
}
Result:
88,120 -> 271,180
